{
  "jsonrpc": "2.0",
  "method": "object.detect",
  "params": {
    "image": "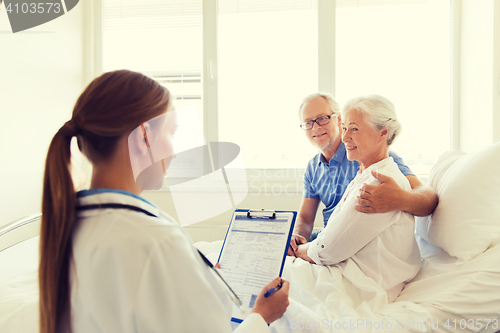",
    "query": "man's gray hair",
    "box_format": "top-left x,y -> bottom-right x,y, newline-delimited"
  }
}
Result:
342,94 -> 402,146
299,92 -> 340,119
